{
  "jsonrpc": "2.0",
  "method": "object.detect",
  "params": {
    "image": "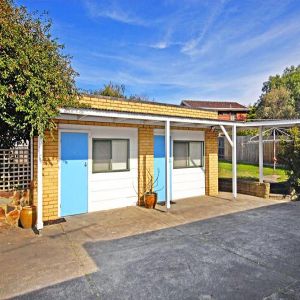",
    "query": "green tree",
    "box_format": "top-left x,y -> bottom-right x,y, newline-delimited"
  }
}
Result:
92,82 -> 125,98
278,127 -> 300,200
256,86 -> 296,119
255,65 -> 300,119
0,0 -> 78,148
